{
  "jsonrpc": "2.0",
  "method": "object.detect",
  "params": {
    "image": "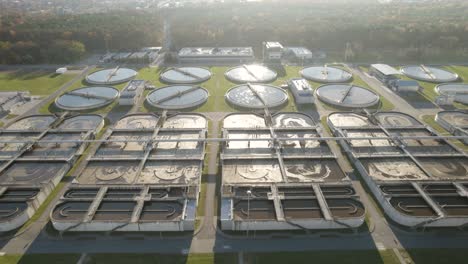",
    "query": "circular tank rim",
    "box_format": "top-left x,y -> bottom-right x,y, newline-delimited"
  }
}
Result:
54,86 -> 120,111
160,67 -> 212,84
434,83 -> 468,104
224,65 -> 278,84
224,84 -> 289,109
5,114 -> 56,130
146,85 -> 210,110
85,68 -> 138,85
373,111 -> 423,126
314,83 -> 380,108
300,66 -> 353,83
436,110 -> 468,126
400,66 -> 459,83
